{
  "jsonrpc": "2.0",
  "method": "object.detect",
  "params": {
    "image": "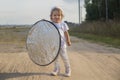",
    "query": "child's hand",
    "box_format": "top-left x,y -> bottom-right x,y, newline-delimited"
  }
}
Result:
67,41 -> 71,46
